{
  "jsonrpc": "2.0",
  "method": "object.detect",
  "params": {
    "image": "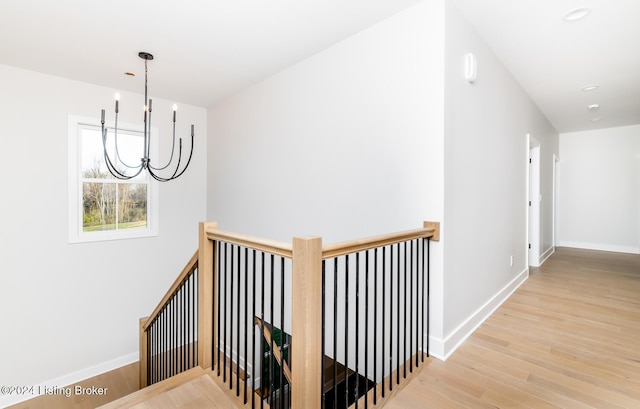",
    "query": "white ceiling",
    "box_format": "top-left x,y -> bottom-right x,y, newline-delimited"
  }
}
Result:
451,0 -> 640,133
1,0 -> 638,134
